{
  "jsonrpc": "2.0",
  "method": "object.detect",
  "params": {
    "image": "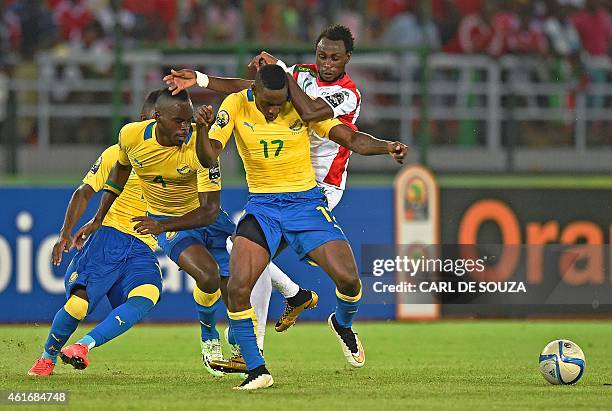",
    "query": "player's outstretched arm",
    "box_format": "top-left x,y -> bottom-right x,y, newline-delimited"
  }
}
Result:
71,162 -> 132,249
328,124 -> 409,164
132,191 -> 220,235
163,69 -> 252,96
194,105 -> 223,168
52,184 -> 95,265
